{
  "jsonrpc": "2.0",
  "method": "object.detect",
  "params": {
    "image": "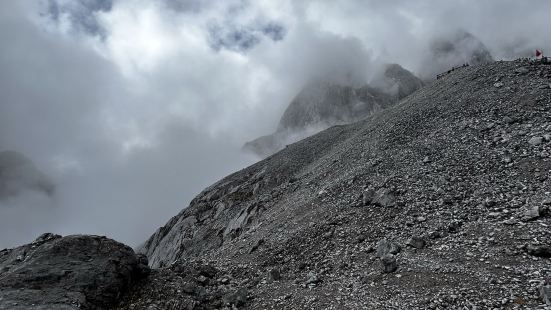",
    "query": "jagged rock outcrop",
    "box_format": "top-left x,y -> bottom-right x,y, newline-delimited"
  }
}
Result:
0,233 -> 149,309
0,150 -> 54,199
135,60 -> 551,309
243,64 -> 424,157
